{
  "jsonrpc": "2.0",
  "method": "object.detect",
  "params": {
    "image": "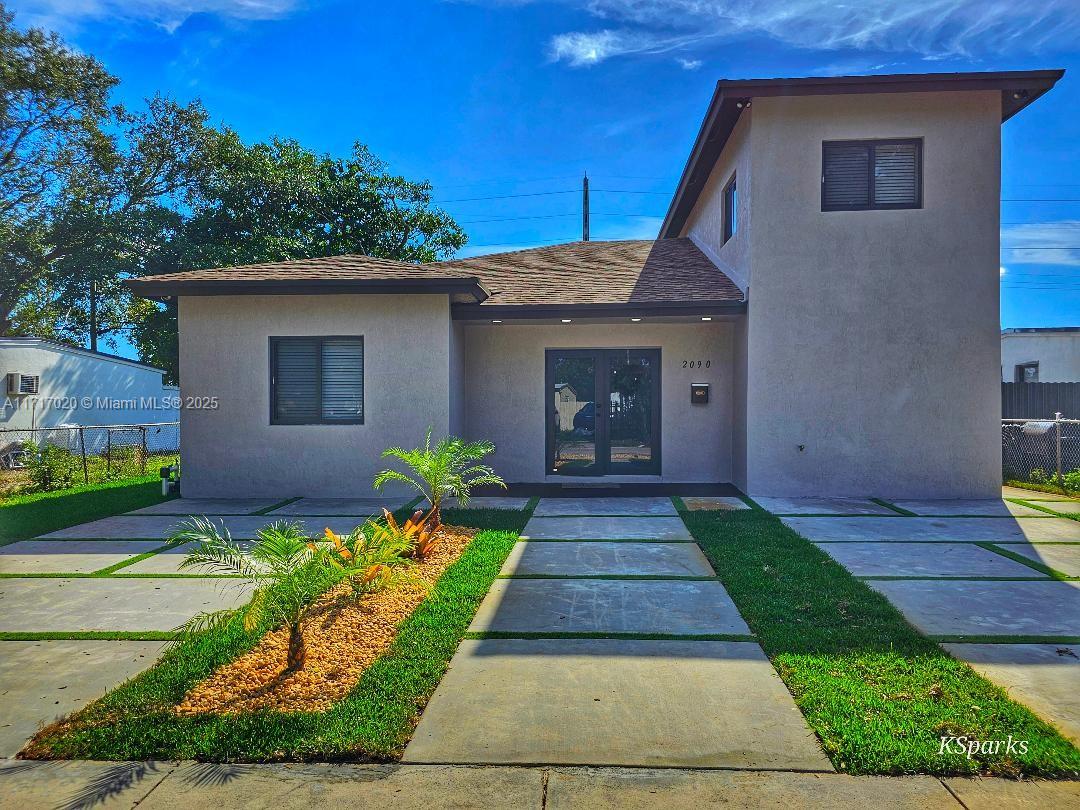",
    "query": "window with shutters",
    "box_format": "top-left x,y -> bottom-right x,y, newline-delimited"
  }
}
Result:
270,336 -> 364,424
821,138 -> 921,211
